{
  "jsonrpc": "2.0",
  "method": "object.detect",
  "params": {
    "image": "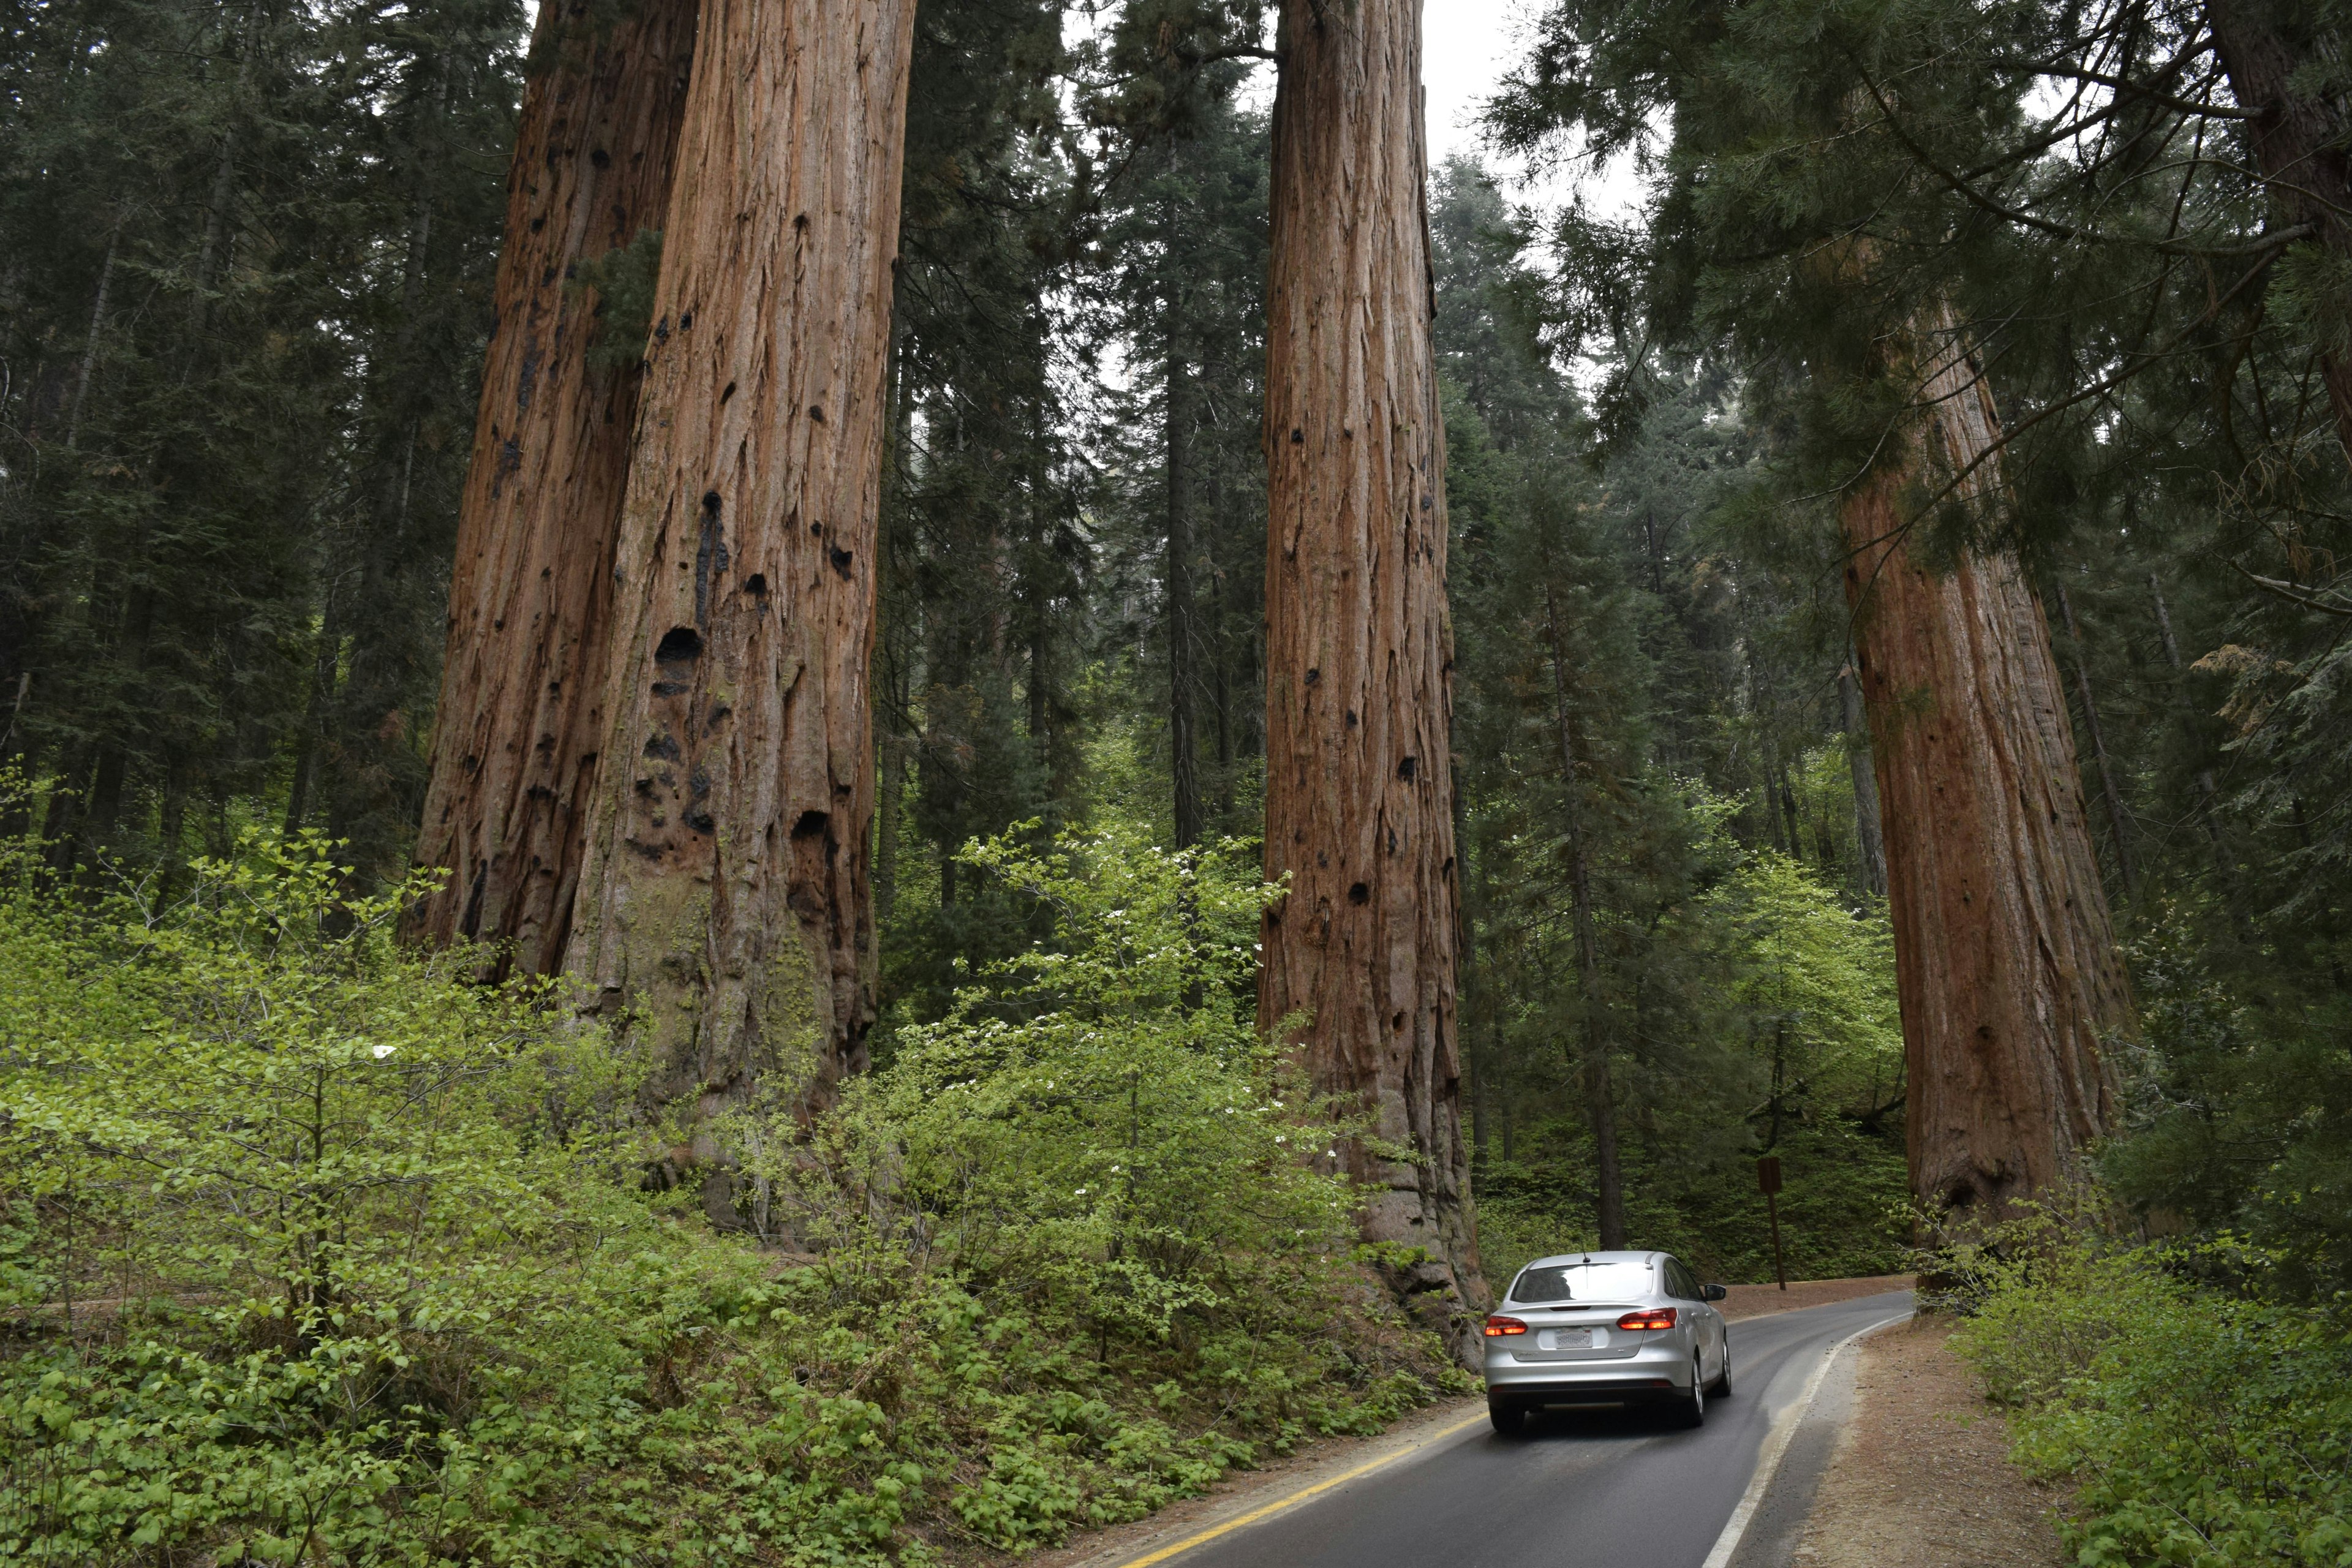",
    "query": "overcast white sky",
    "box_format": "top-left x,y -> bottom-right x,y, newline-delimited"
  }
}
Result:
1232,0 -> 1569,198
1419,0 -> 1648,220
1421,0 -> 1529,172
